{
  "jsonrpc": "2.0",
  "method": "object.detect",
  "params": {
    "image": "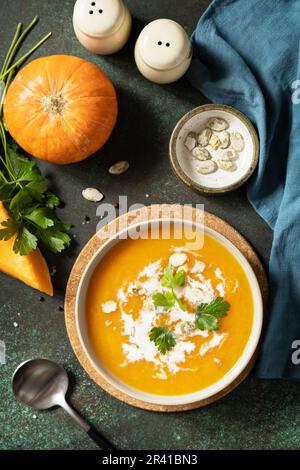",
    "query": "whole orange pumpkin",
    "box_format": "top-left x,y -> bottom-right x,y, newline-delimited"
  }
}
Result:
4,55 -> 118,164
